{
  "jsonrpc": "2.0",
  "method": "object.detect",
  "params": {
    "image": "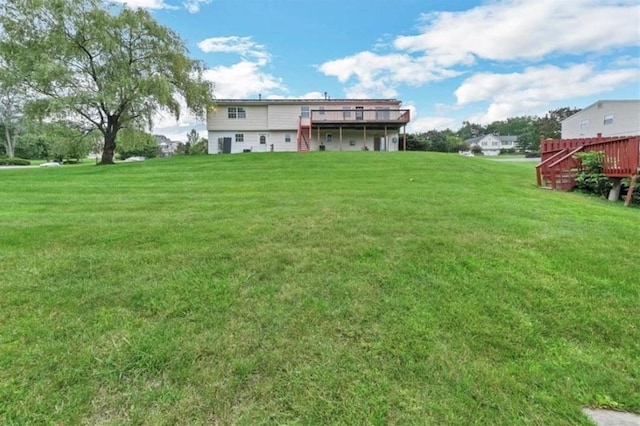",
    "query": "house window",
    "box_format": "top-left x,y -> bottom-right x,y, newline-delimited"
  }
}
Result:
235,133 -> 244,142
375,107 -> 390,120
580,119 -> 589,131
343,107 -> 351,119
326,133 -> 332,143
349,140 -> 356,146
603,114 -> 613,125
259,135 -> 266,144
318,106 -> 325,115
301,106 -> 310,118
228,107 -> 246,119
284,133 -> 291,143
